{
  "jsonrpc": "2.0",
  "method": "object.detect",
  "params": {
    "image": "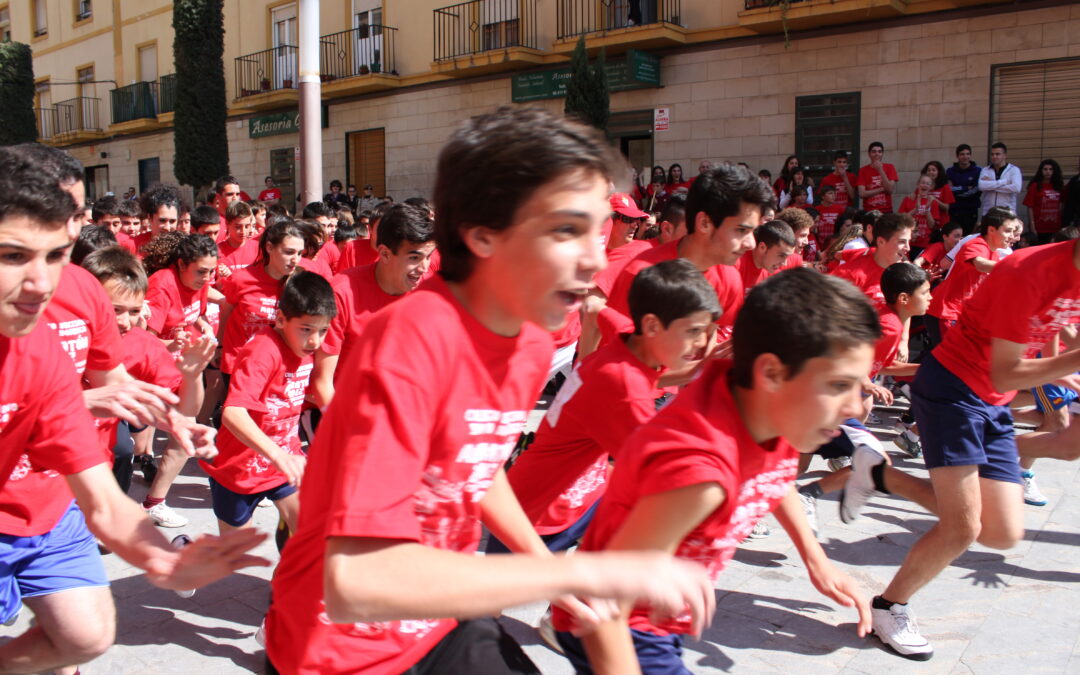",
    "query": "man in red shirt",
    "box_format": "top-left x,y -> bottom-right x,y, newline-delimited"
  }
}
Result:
258,176 -> 282,206
132,184 -> 182,253
265,107 -> 715,675
216,201 -> 260,280
820,150 -> 858,209
212,175 -> 250,218
736,219 -> 795,292
832,213 -> 914,311
858,141 -> 899,213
